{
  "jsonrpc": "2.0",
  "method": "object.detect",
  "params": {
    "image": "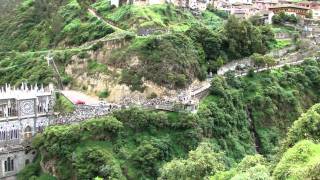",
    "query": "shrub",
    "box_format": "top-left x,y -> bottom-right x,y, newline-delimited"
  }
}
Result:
147,92 -> 158,99
91,41 -> 104,51
159,142 -> 226,180
98,89 -> 110,98
74,148 -> 124,179
274,140 -> 320,180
